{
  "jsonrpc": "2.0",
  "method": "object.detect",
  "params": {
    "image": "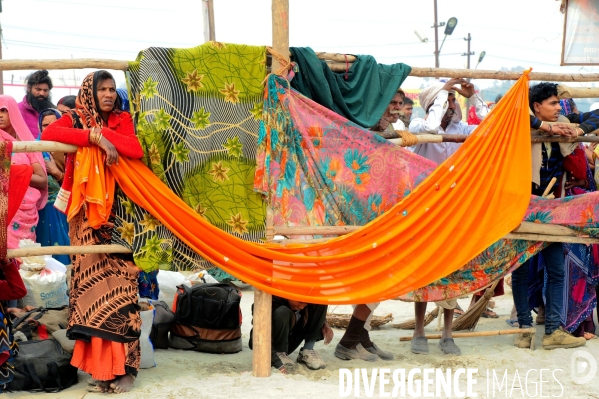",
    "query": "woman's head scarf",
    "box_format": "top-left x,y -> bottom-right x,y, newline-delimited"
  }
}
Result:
559,98 -> 573,116
0,95 -> 47,209
37,108 -> 62,134
68,70 -> 121,129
